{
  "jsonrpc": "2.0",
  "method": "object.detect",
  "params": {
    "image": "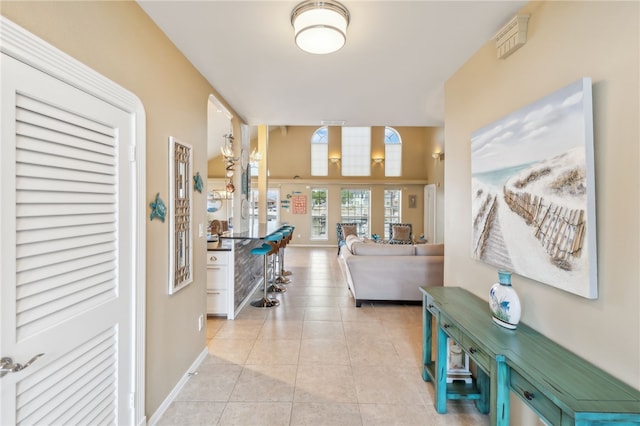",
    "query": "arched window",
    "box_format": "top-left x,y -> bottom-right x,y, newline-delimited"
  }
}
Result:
384,127 -> 402,177
311,126 -> 328,176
